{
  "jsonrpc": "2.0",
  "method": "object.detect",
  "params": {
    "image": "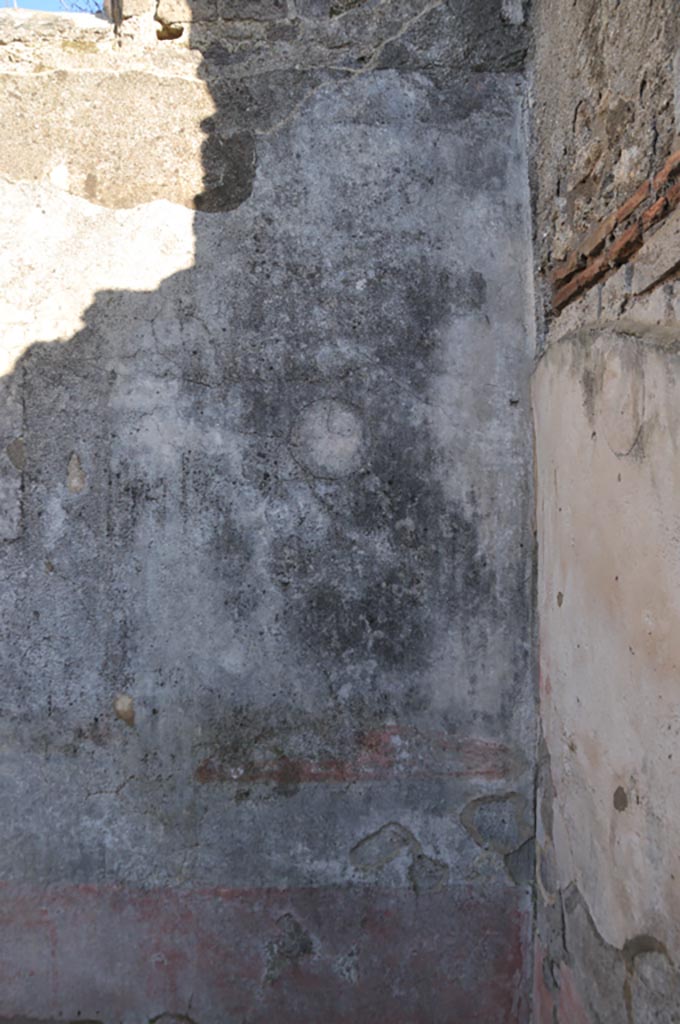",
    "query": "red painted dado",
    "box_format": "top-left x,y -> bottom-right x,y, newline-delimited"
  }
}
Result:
0,882 -> 529,1023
